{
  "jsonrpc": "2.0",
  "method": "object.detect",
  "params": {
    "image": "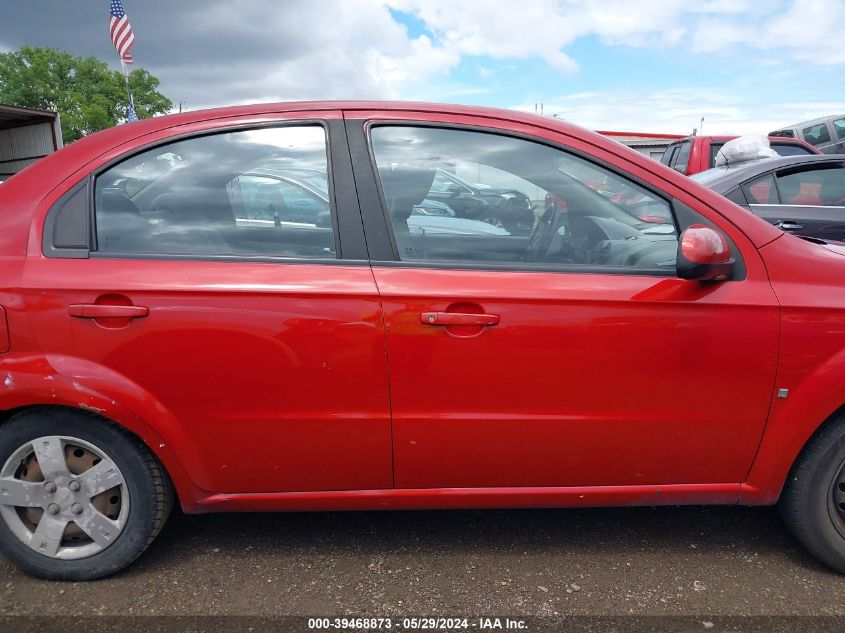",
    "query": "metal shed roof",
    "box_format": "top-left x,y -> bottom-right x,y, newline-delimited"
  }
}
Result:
0,104 -> 58,132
